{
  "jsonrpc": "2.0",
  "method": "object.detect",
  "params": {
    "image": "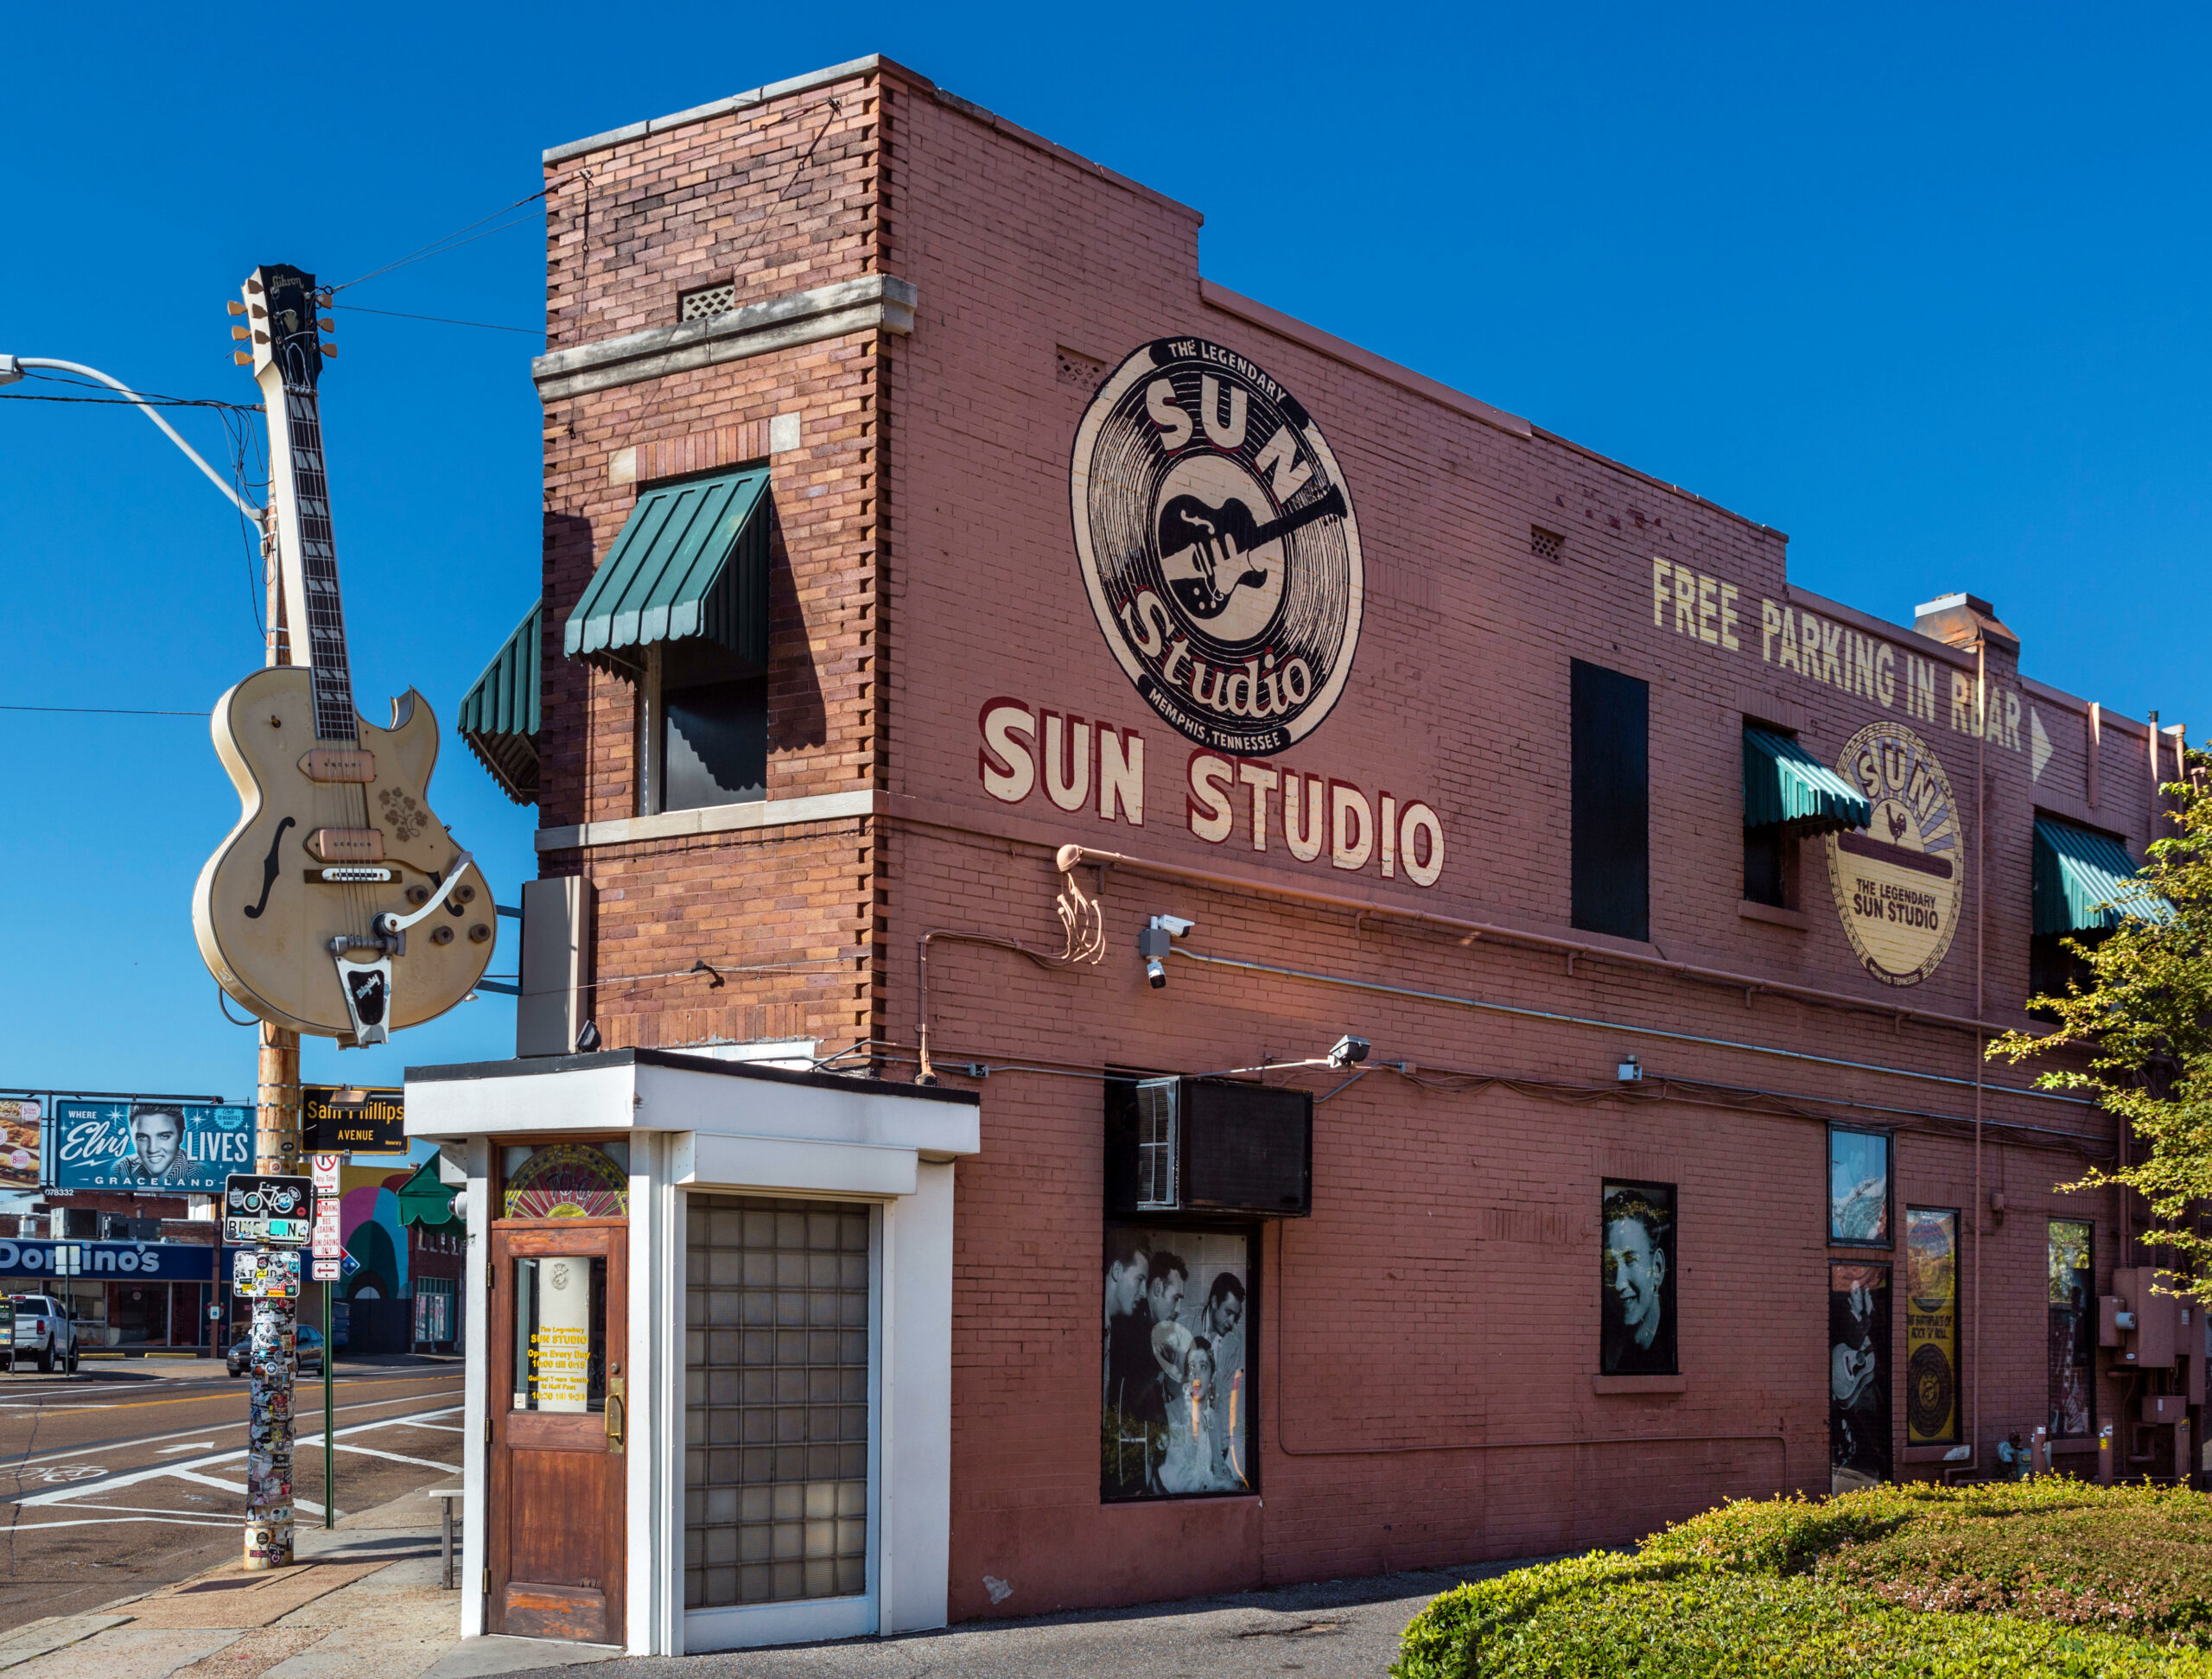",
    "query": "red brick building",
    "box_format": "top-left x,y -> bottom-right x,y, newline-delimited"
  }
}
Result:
444,54 -> 2190,1649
